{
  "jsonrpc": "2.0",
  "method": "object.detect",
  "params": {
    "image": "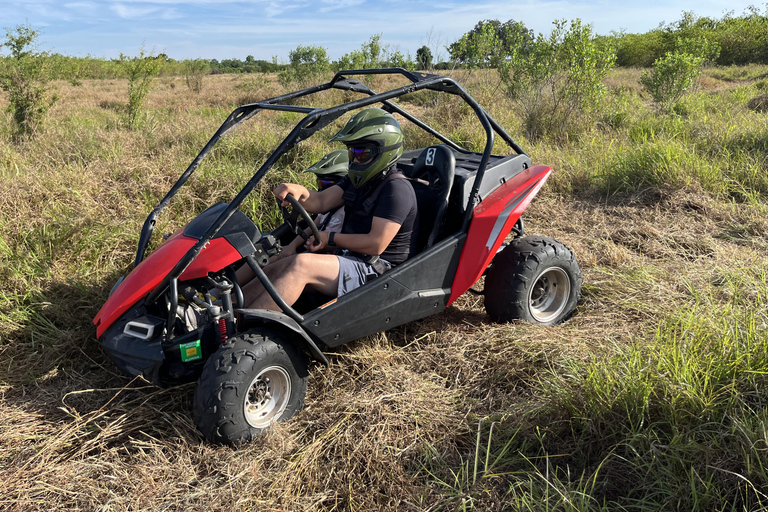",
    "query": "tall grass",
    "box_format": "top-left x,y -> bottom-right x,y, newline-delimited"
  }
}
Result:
418,267 -> 768,511
0,68 -> 767,510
